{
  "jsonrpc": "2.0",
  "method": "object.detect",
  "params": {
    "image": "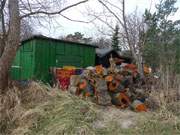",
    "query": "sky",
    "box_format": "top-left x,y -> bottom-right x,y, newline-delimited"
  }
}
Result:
34,0 -> 180,38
